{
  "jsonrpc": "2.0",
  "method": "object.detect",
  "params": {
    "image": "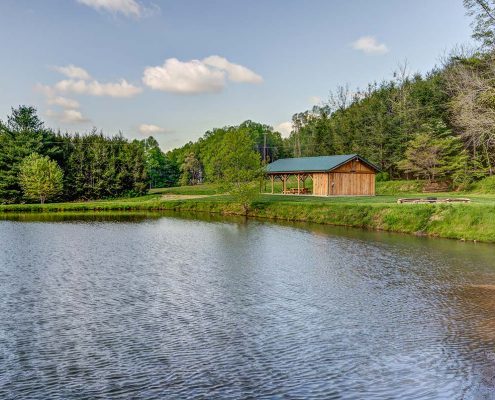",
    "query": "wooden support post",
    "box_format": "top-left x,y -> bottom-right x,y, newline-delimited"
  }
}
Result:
327,173 -> 330,196
283,175 -> 287,194
271,175 -> 274,194
297,174 -> 300,195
